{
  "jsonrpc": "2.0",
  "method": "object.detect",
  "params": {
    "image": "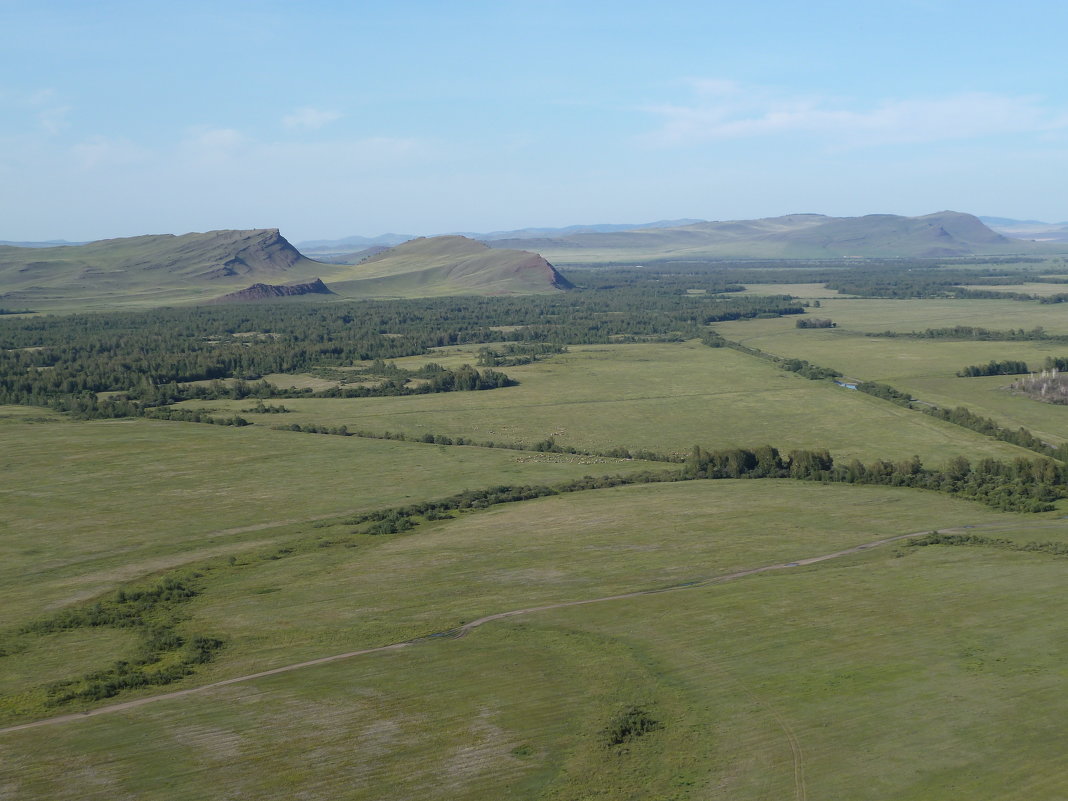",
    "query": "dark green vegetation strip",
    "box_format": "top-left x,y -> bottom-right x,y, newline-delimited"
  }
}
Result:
909,531 -> 1068,556
957,359 -> 1030,377
11,573 -> 222,705
273,421 -> 677,462
868,324 -> 1068,342
0,288 -> 802,418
